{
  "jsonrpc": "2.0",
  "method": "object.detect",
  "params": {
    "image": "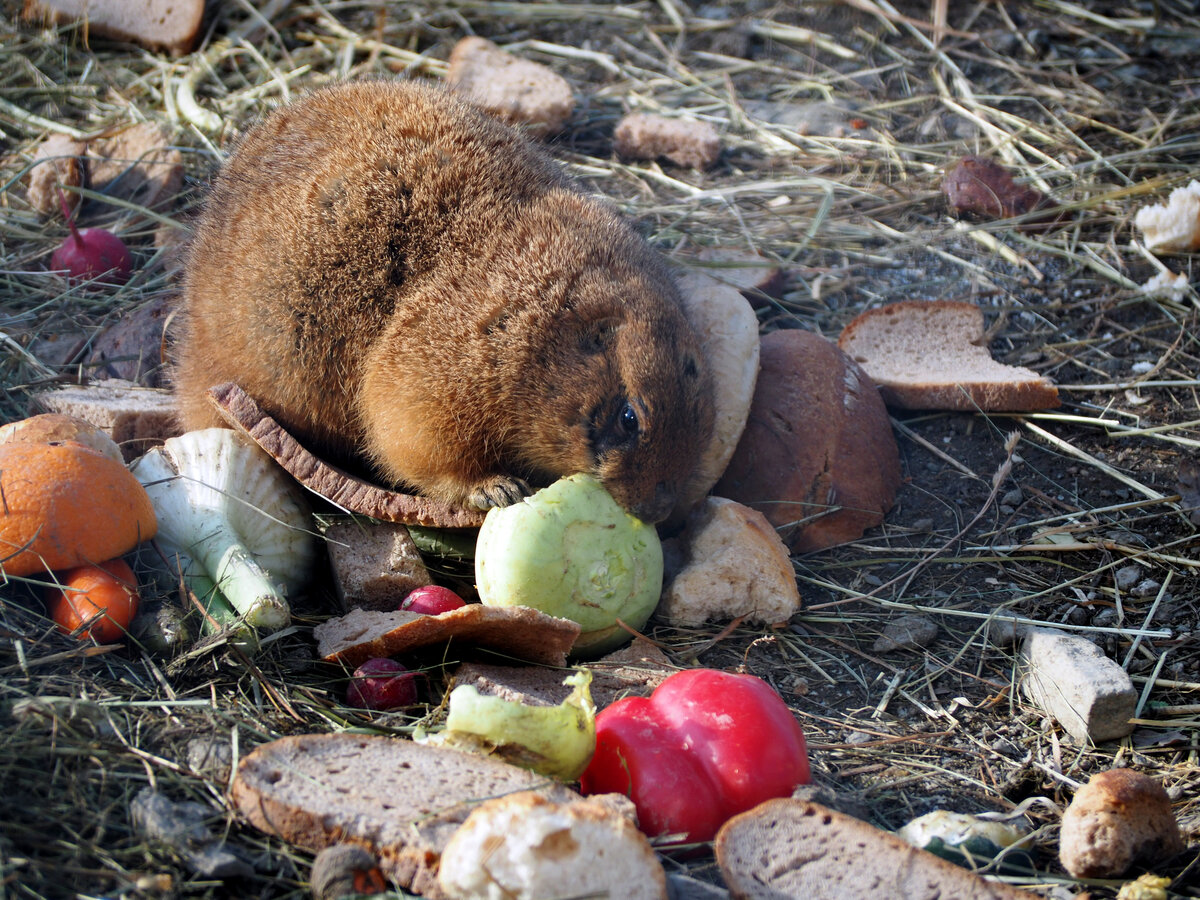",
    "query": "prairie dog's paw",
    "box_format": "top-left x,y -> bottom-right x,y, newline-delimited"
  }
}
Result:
468,475 -> 533,510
